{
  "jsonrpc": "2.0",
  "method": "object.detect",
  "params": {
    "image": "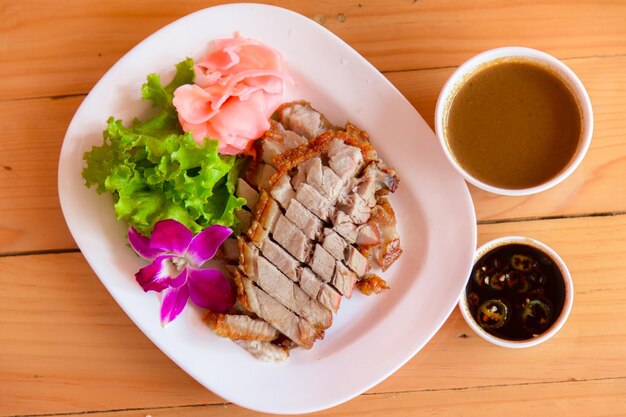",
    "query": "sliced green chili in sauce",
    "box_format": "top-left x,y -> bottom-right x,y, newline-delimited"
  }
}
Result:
467,244 -> 565,340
